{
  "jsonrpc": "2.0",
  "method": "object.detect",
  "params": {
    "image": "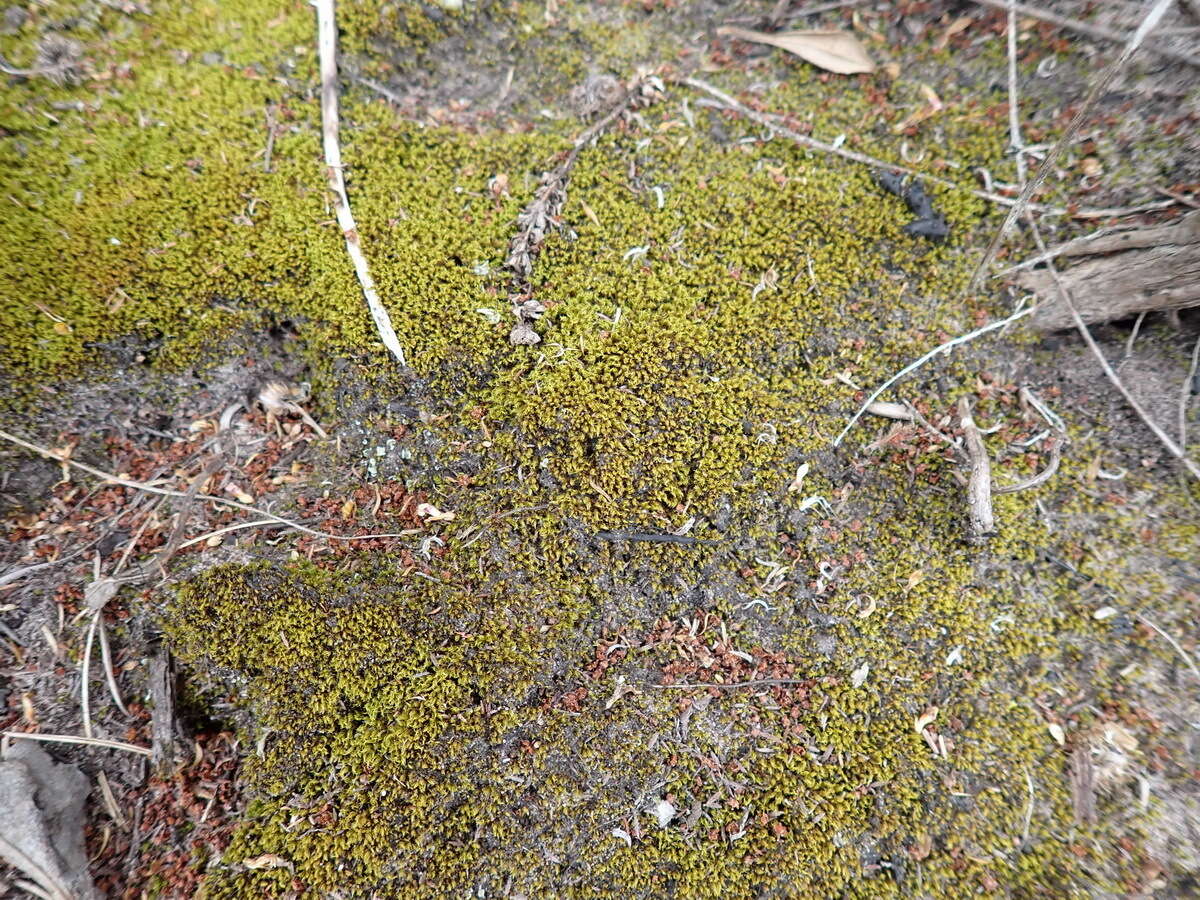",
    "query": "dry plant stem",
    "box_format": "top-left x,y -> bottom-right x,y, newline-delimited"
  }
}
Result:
683,78 -> 1053,213
1180,334 -> 1200,449
96,621 -> 130,718
654,677 -> 812,690
993,438 -> 1061,494
958,397 -> 996,540
81,615 -> 100,738
903,400 -> 962,455
507,85 -> 636,282
156,454 -> 224,577
970,0 -> 1199,67
1025,226 -> 1200,479
1125,311 -> 1148,360
1,730 -> 152,757
0,428 -> 419,543
966,0 -> 1177,295
686,79 -> 1184,221
832,306 -> 1034,447
315,0 -> 406,366
1006,0 -> 1027,186
0,834 -> 72,900
1138,613 -> 1200,686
